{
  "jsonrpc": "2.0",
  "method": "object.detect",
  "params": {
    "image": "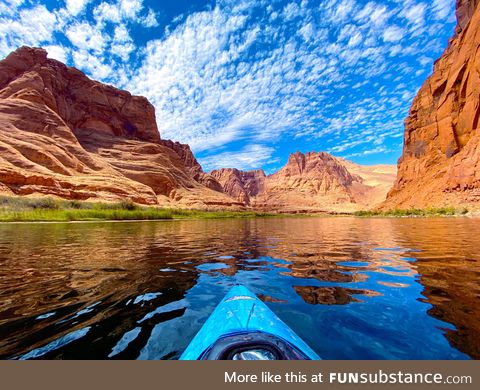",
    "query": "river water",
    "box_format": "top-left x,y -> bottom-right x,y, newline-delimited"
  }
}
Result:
0,217 -> 479,359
